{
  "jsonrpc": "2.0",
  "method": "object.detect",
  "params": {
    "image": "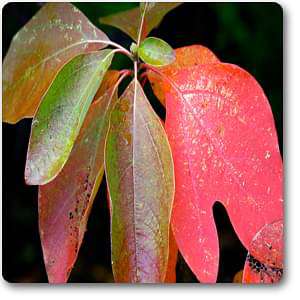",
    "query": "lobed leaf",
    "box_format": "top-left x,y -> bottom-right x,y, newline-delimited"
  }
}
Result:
25,50 -> 114,186
138,37 -> 175,67
242,220 -> 283,283
3,3 -> 110,124
150,61 -> 283,282
99,2 -> 181,42
39,71 -> 120,283
148,45 -> 220,105
105,79 -> 175,283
